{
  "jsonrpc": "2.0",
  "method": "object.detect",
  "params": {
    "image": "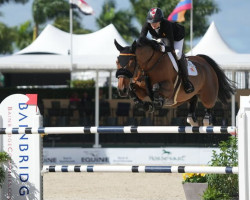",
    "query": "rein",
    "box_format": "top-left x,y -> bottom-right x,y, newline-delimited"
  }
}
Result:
142,52 -> 166,73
